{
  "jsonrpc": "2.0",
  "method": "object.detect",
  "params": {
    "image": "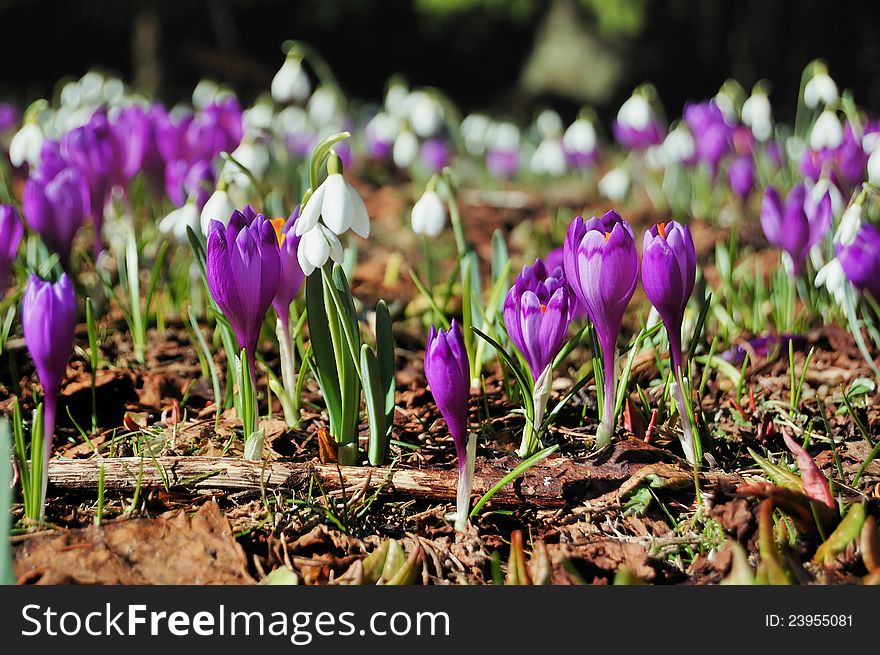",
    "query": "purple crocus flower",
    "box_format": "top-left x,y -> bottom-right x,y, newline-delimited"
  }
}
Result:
504,259 -> 571,382
837,222 -> 880,300
761,184 -> 832,276
22,273 -> 77,461
271,206 -> 305,324
728,156 -> 755,200
22,167 -> 87,264
545,246 -> 587,319
563,210 -> 639,447
0,102 -> 19,132
612,94 -> 664,150
206,209 -> 281,379
185,98 -> 243,163
420,138 -> 451,173
642,221 -> 698,462
683,101 -> 732,177
424,320 -> 473,529
112,104 -> 166,193
0,205 -> 23,292
165,158 -> 214,209
36,140 -> 67,180
425,320 -> 470,450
